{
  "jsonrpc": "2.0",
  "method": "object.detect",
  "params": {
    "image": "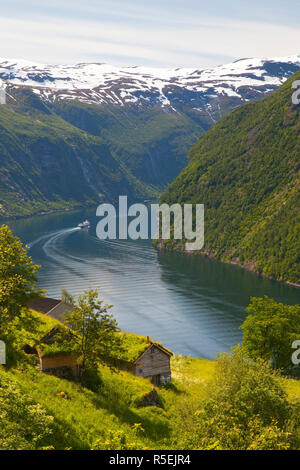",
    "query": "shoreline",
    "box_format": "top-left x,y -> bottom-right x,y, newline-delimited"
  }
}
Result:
0,203 -> 95,224
0,195 -> 158,224
2,207 -> 299,290
154,241 -> 300,290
